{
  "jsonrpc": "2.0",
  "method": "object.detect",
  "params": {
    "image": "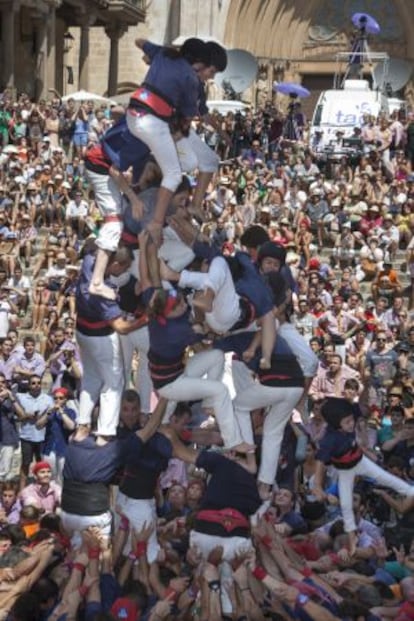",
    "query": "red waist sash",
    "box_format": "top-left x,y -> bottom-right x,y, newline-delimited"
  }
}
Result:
196,508 -> 249,533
